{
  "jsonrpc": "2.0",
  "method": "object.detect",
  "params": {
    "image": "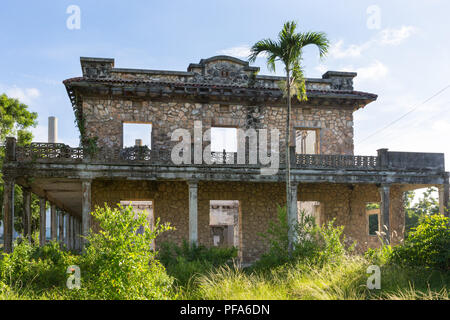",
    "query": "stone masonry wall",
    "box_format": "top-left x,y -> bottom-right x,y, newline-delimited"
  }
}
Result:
82,97 -> 354,155
91,180 -> 404,262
